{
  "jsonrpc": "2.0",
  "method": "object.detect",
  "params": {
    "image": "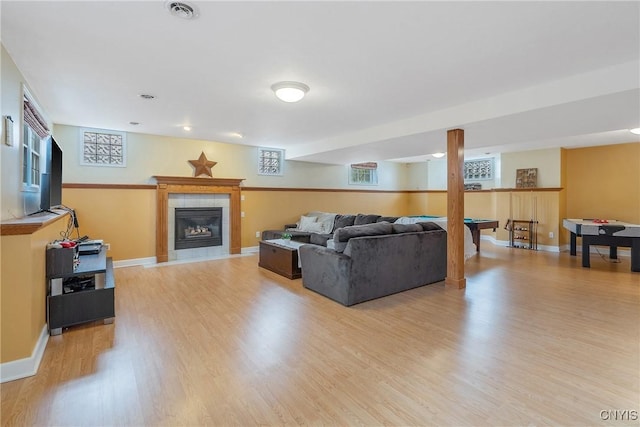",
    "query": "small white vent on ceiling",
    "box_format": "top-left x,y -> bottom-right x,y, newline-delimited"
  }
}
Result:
166,1 -> 199,20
